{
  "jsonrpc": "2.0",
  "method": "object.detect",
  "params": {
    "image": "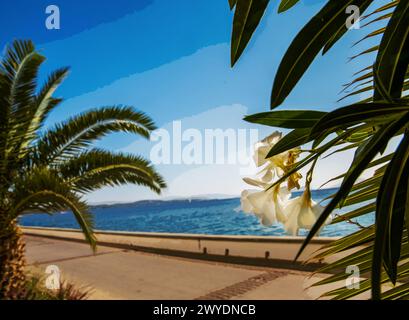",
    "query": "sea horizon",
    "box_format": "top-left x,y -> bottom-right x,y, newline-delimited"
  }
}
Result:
20,187 -> 374,238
